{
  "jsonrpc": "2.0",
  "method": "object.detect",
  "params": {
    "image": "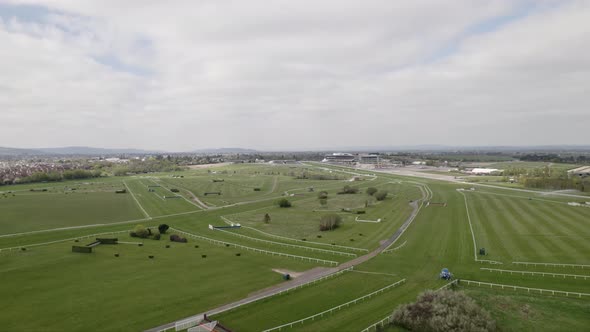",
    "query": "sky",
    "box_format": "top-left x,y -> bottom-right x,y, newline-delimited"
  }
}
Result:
0,0 -> 589,152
